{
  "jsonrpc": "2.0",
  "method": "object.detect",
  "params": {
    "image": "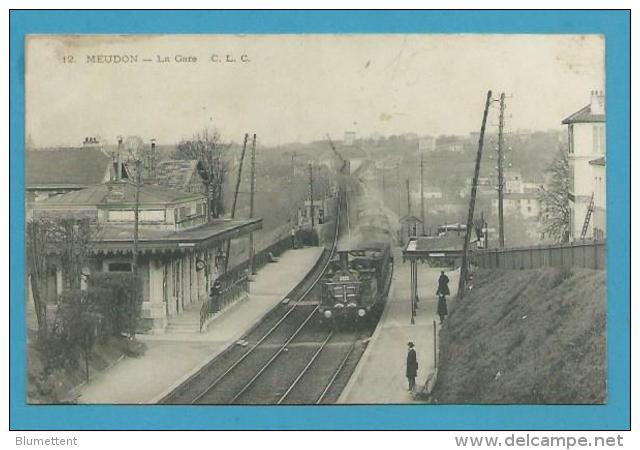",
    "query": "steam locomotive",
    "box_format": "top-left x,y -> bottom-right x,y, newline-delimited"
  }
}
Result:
319,210 -> 393,327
